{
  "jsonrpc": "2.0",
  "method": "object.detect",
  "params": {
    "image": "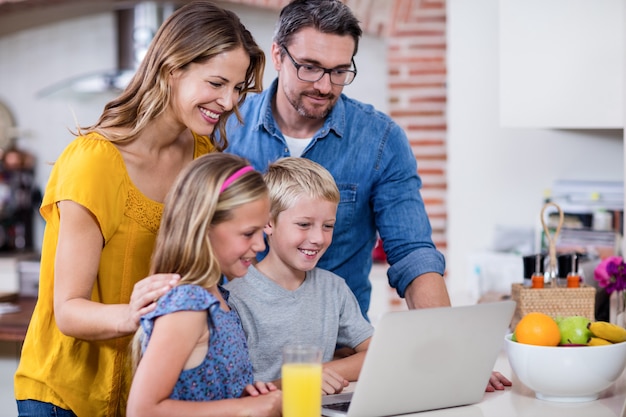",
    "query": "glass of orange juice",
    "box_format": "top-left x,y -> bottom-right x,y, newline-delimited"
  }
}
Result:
282,344 -> 322,417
